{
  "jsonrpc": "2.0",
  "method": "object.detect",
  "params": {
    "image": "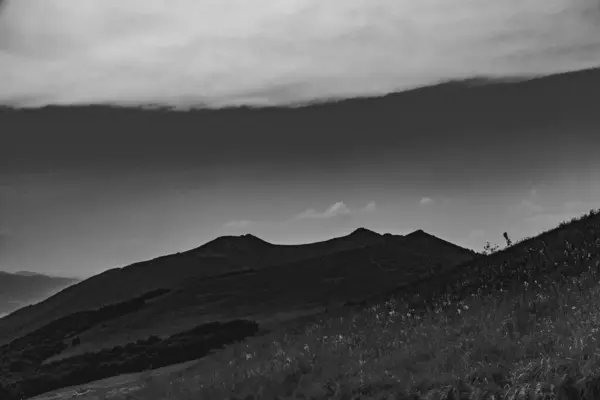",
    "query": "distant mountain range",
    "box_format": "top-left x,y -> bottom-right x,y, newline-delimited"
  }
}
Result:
0,271 -> 79,318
